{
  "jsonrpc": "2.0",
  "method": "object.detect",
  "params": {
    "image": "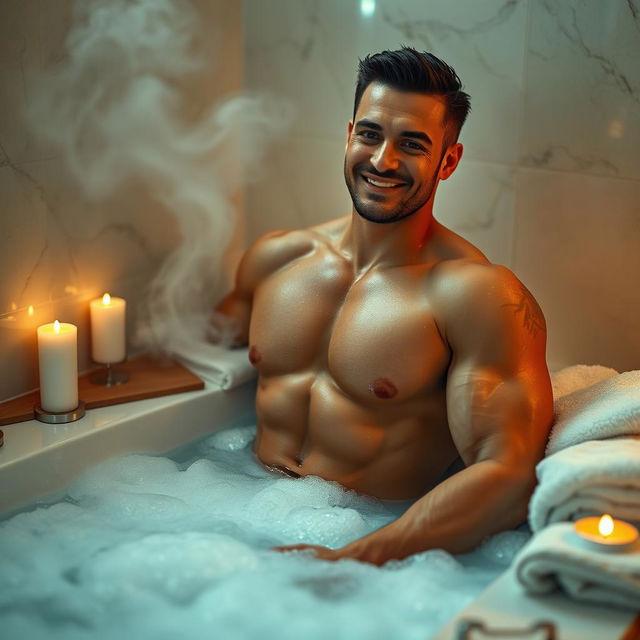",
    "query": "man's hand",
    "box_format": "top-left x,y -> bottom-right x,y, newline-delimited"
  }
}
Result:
273,543 -> 364,563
